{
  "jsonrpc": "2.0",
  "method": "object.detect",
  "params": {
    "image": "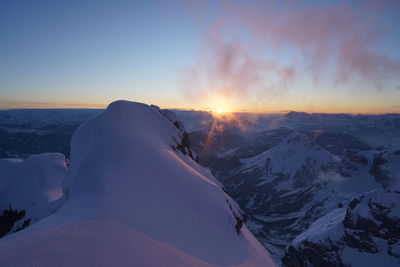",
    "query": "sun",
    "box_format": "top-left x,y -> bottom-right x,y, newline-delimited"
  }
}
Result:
212,105 -> 233,118
212,105 -> 229,117
215,107 -> 223,114
206,94 -> 233,117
